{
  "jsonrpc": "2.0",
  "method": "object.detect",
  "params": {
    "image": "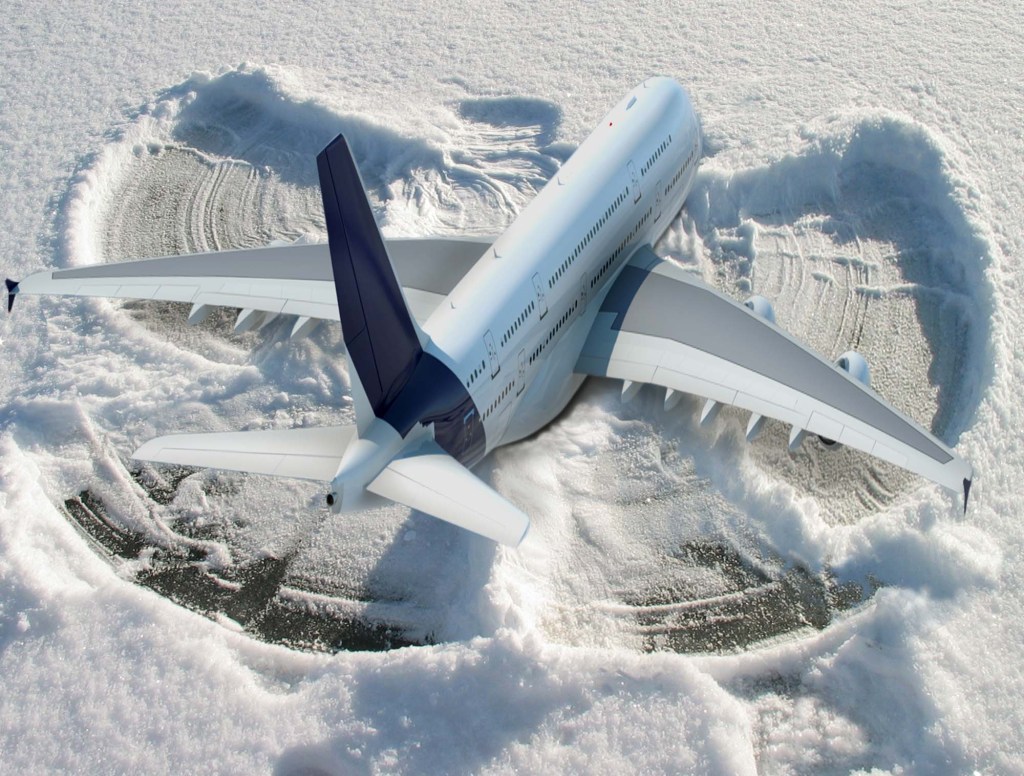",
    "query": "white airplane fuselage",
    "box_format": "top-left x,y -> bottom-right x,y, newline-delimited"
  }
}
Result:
424,77 -> 701,463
